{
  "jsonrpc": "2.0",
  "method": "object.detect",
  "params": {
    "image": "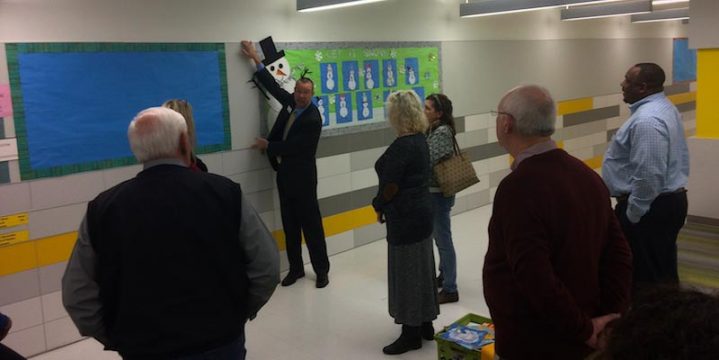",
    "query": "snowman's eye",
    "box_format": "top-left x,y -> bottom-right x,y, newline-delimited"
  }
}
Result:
270,66 -> 275,71
278,63 -> 284,69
